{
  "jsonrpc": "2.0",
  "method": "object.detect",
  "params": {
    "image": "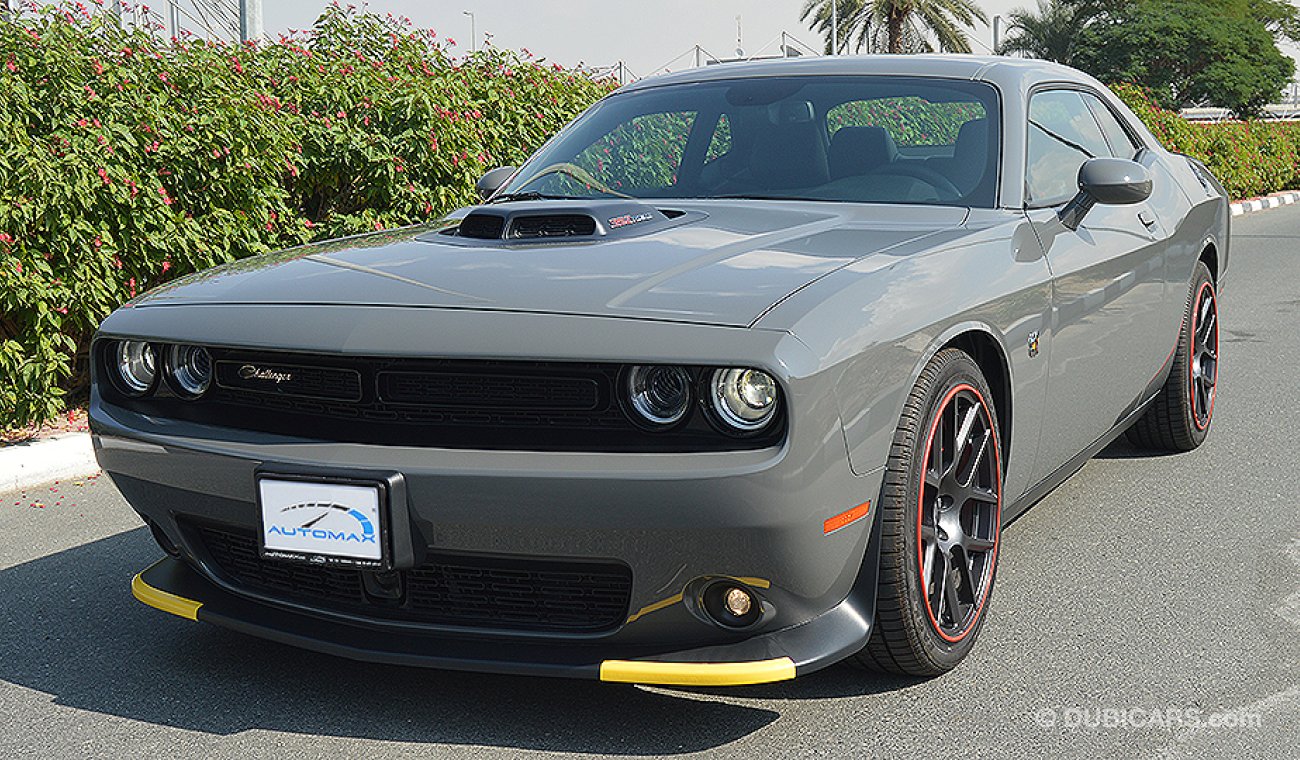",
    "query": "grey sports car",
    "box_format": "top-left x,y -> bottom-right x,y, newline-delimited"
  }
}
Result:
93,55 -> 1227,685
